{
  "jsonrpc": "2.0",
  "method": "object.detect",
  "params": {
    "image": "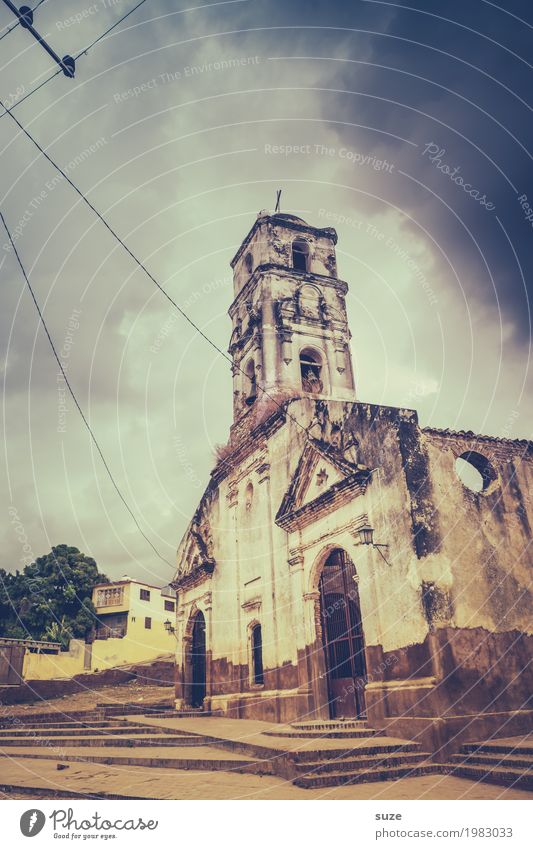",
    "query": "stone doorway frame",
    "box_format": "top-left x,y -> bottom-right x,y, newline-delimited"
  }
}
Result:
178,598 -> 212,711
305,543 -> 369,720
